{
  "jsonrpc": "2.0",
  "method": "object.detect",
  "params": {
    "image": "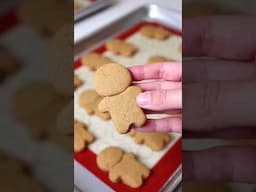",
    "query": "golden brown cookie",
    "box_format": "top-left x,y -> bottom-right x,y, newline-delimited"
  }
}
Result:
18,0 -> 72,37
74,121 -> 94,152
74,74 -> 83,89
48,24 -> 73,96
0,153 -> 46,192
94,63 -> 132,96
97,147 -> 124,171
140,25 -> 170,40
0,48 -> 19,81
81,53 -> 113,71
12,81 -> 70,139
99,86 -> 146,134
74,1 -> 82,11
106,39 -> 138,57
147,56 -> 168,64
79,90 -> 111,120
51,100 -> 73,151
129,129 -> 172,151
97,147 -> 150,188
